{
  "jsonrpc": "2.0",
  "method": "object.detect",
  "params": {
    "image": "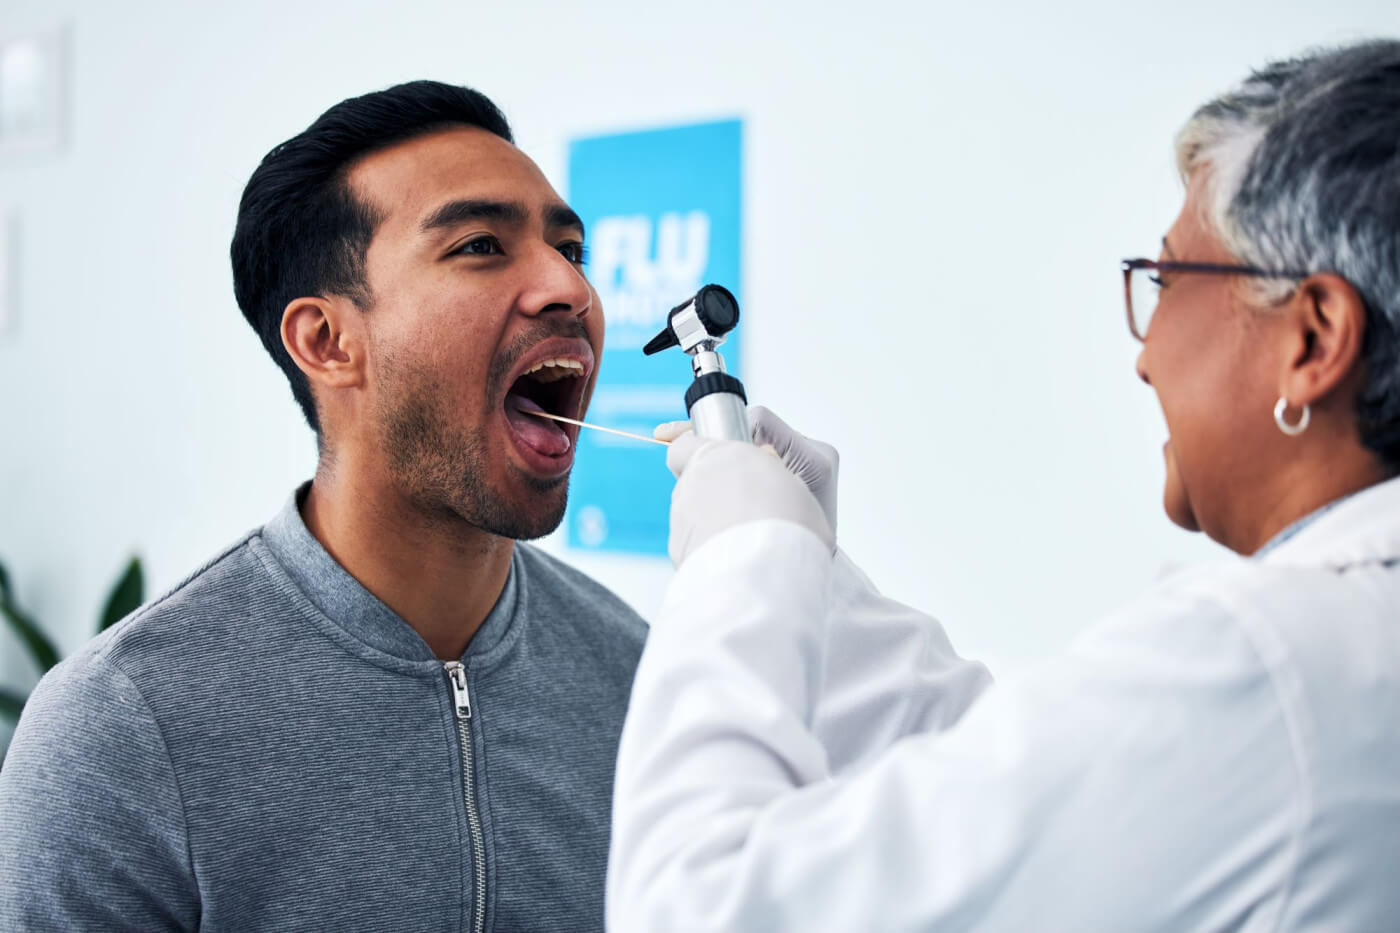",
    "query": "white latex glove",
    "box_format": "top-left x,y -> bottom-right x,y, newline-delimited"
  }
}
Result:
654,407 -> 840,532
653,420 -> 695,447
664,433 -> 835,566
748,406 -> 839,534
